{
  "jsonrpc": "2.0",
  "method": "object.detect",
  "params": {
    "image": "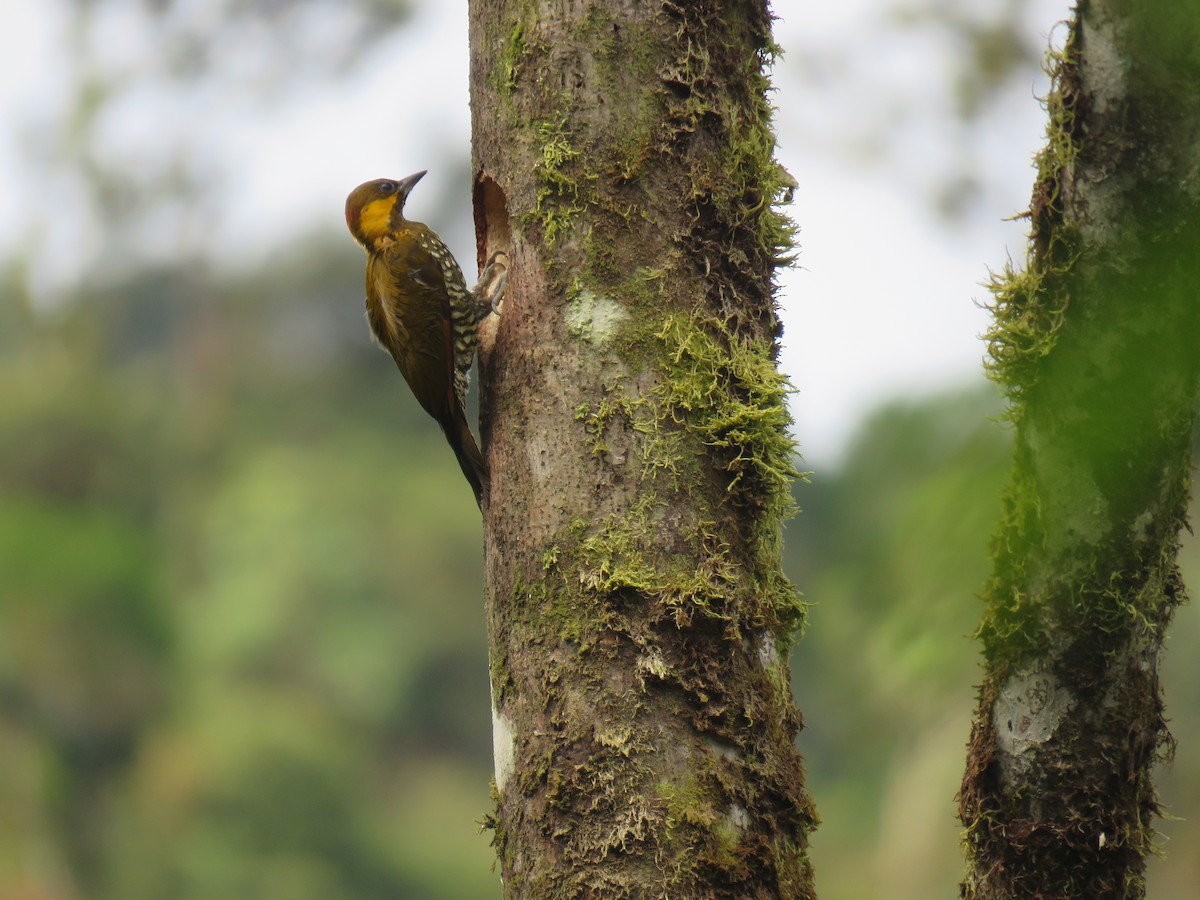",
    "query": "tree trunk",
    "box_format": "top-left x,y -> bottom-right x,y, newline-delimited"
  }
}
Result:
959,2 -> 1200,897
467,1 -> 816,896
